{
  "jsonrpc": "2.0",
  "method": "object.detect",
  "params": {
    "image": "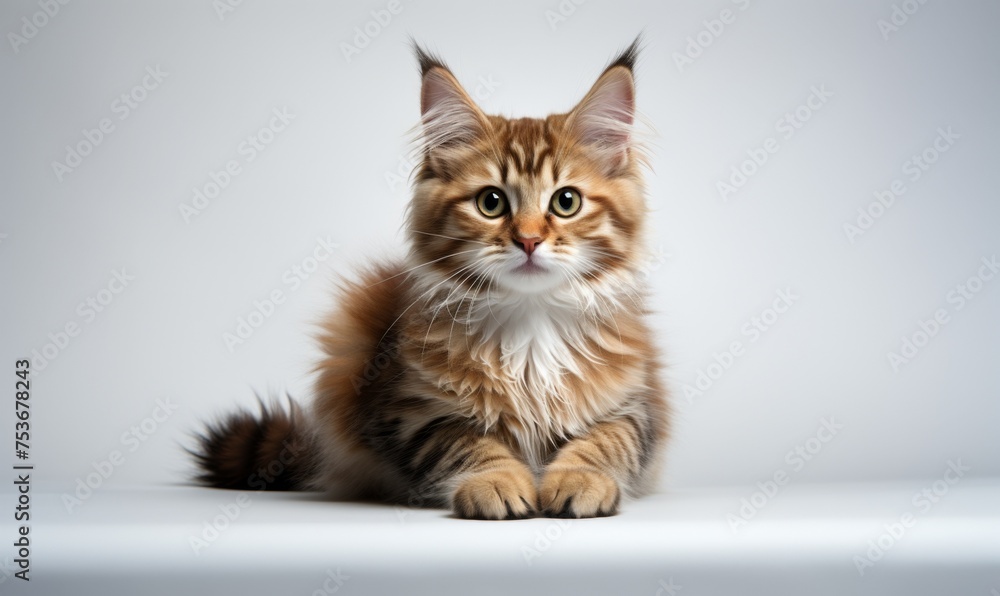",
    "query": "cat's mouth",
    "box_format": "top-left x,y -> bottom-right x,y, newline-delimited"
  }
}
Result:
496,256 -> 565,294
512,260 -> 548,275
